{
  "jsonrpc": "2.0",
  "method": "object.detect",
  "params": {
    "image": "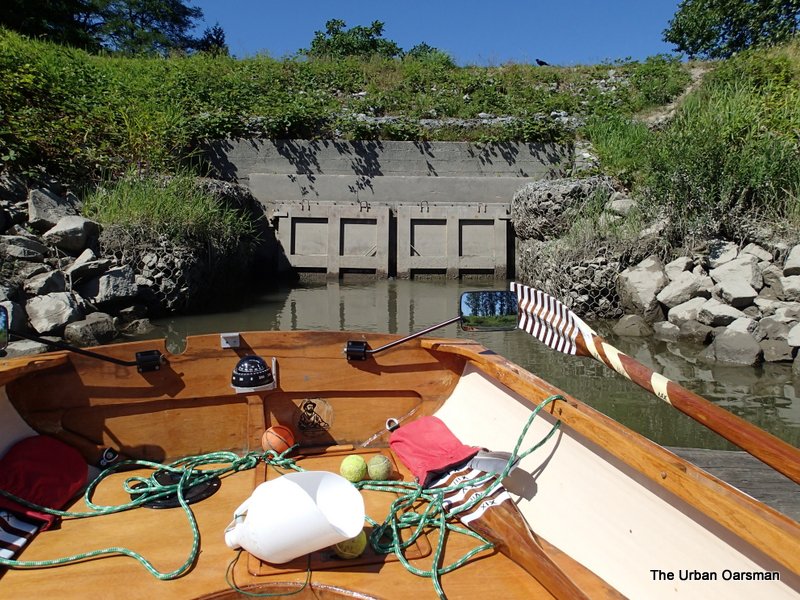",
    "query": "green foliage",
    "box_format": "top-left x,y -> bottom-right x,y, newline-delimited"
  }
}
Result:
306,19 -> 402,59
583,116 -> 652,186
82,171 -> 254,248
0,0 -> 204,55
197,23 -> 228,57
664,0 -> 800,59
